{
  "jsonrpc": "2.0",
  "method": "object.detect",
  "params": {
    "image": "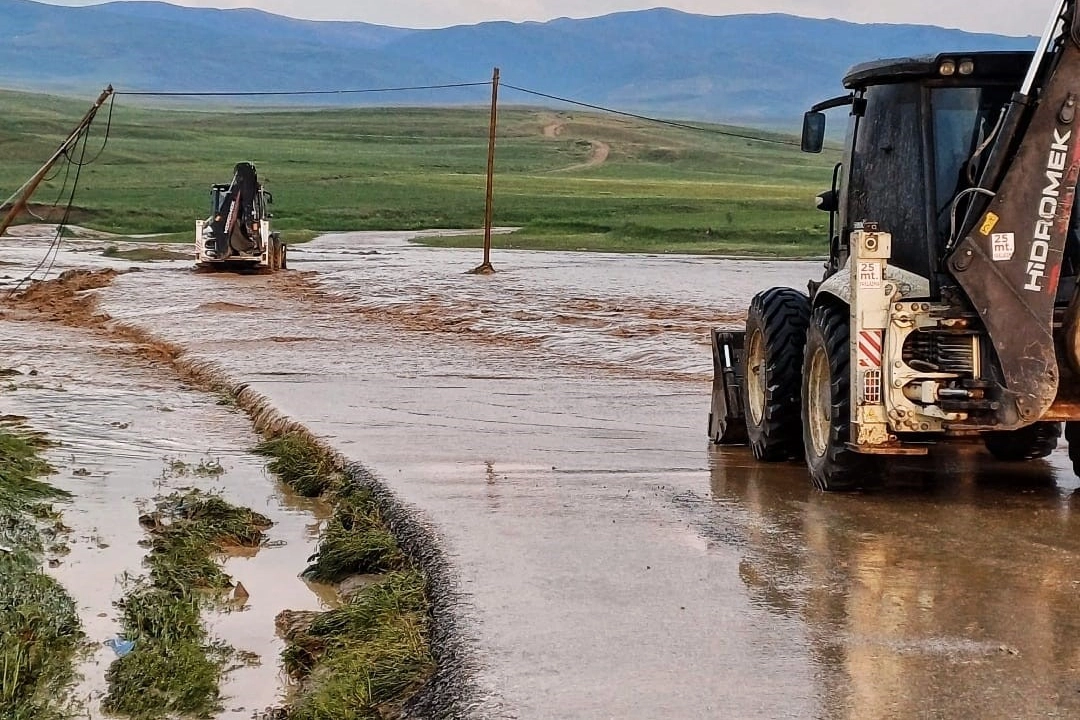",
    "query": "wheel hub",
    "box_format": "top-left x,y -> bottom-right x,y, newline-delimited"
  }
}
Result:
746,328 -> 766,426
807,344 -> 832,459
